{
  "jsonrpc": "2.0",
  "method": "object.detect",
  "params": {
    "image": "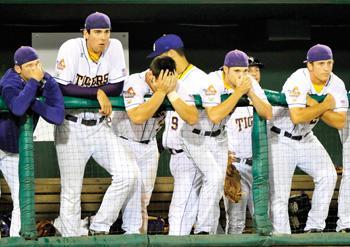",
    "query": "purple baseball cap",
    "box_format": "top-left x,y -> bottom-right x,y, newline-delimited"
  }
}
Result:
224,49 -> 249,67
83,12 -> 111,30
14,46 -> 39,66
147,34 -> 184,58
304,44 -> 333,63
